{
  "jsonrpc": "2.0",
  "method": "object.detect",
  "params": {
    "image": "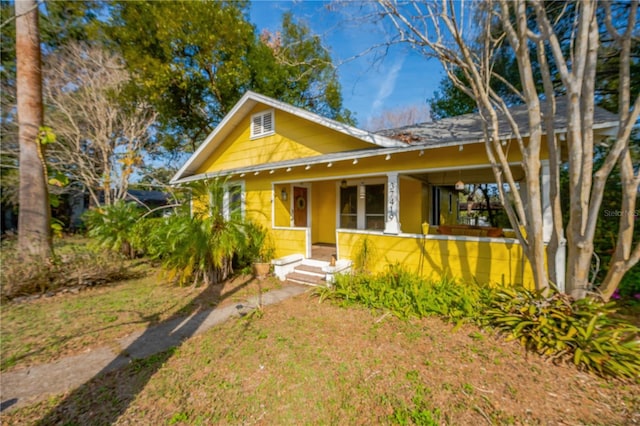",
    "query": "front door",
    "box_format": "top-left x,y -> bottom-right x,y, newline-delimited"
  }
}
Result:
293,186 -> 308,227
